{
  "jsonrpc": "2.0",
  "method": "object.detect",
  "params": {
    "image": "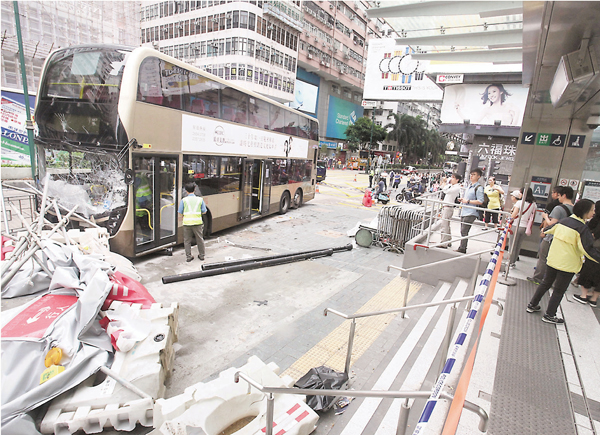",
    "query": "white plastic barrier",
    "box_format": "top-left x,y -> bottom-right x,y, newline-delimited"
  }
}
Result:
151,355 -> 319,435
40,301 -> 179,434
